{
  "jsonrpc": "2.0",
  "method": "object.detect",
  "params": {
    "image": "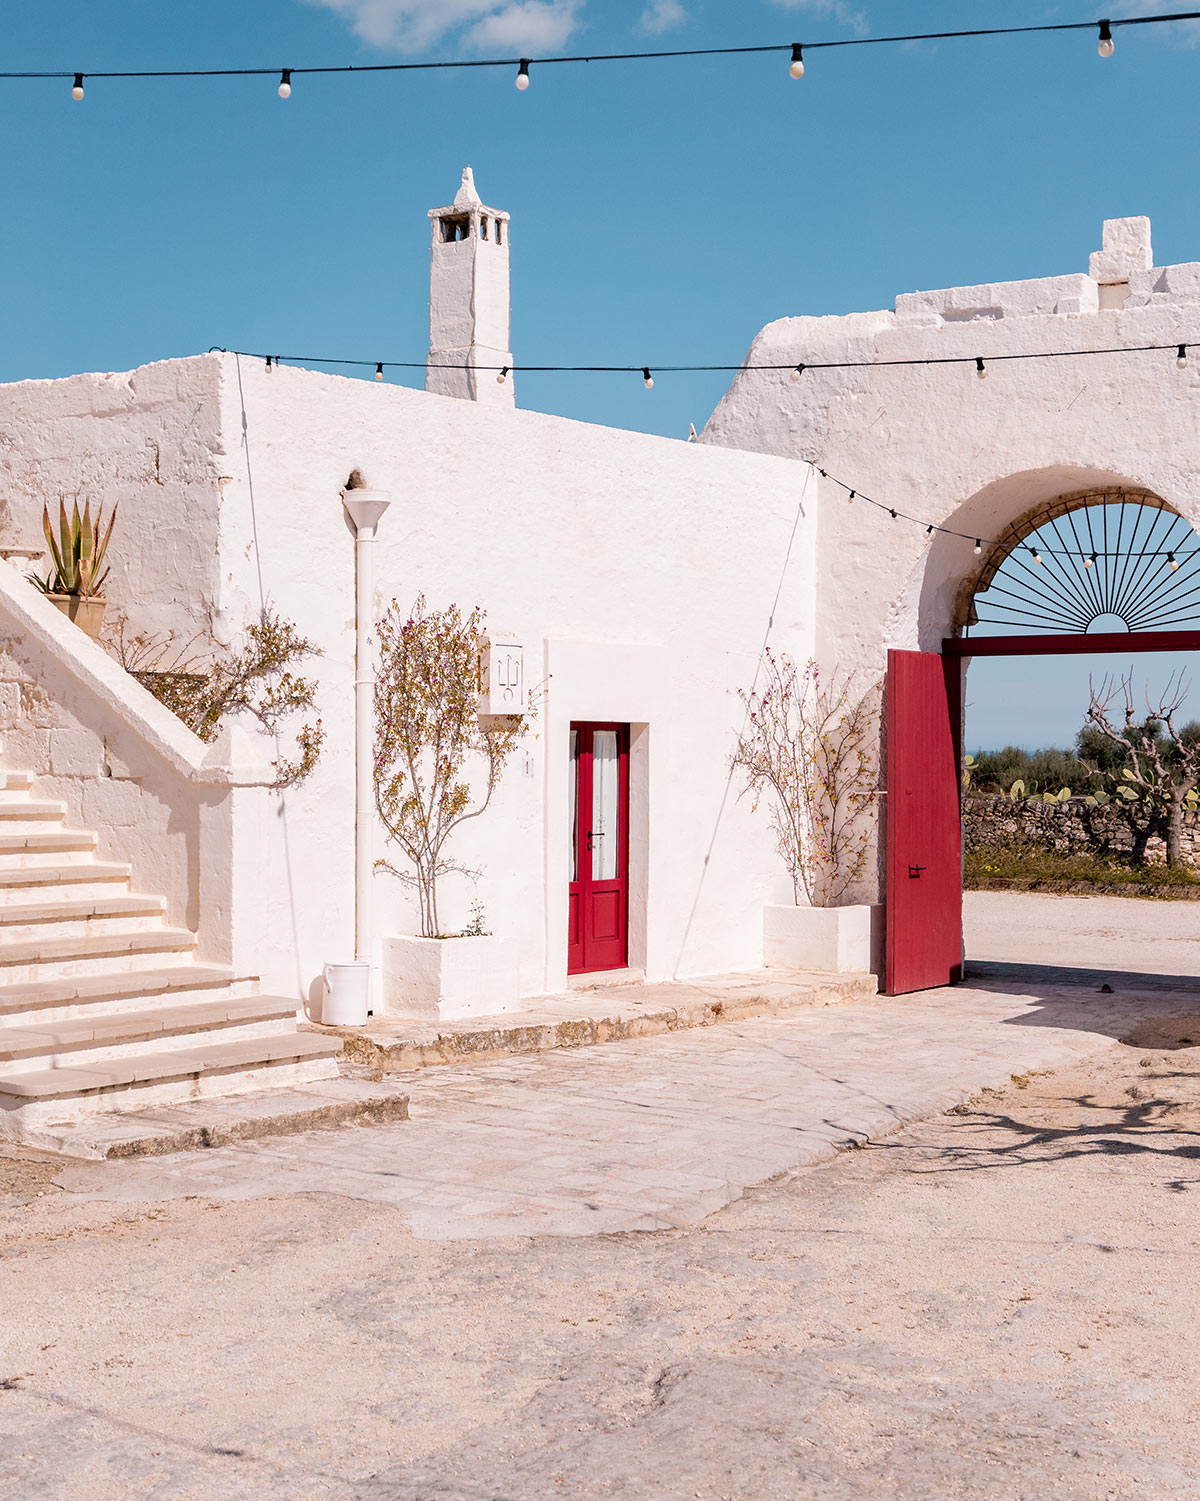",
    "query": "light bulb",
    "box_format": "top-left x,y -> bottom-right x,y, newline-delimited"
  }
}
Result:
278,69 -> 292,99
976,357 -> 987,380
1098,21 -> 1114,58
643,367 -> 654,390
789,363 -> 805,382
1169,552 -> 1180,571
1031,549 -> 1042,564
374,363 -> 384,382
974,539 -> 982,555
1085,552 -> 1096,569
516,60 -> 531,90
71,73 -> 84,101
1179,345 -> 1188,369
889,509 -> 897,520
789,44 -> 804,79
926,524 -> 934,536
496,366 -> 509,385
847,490 -> 855,505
